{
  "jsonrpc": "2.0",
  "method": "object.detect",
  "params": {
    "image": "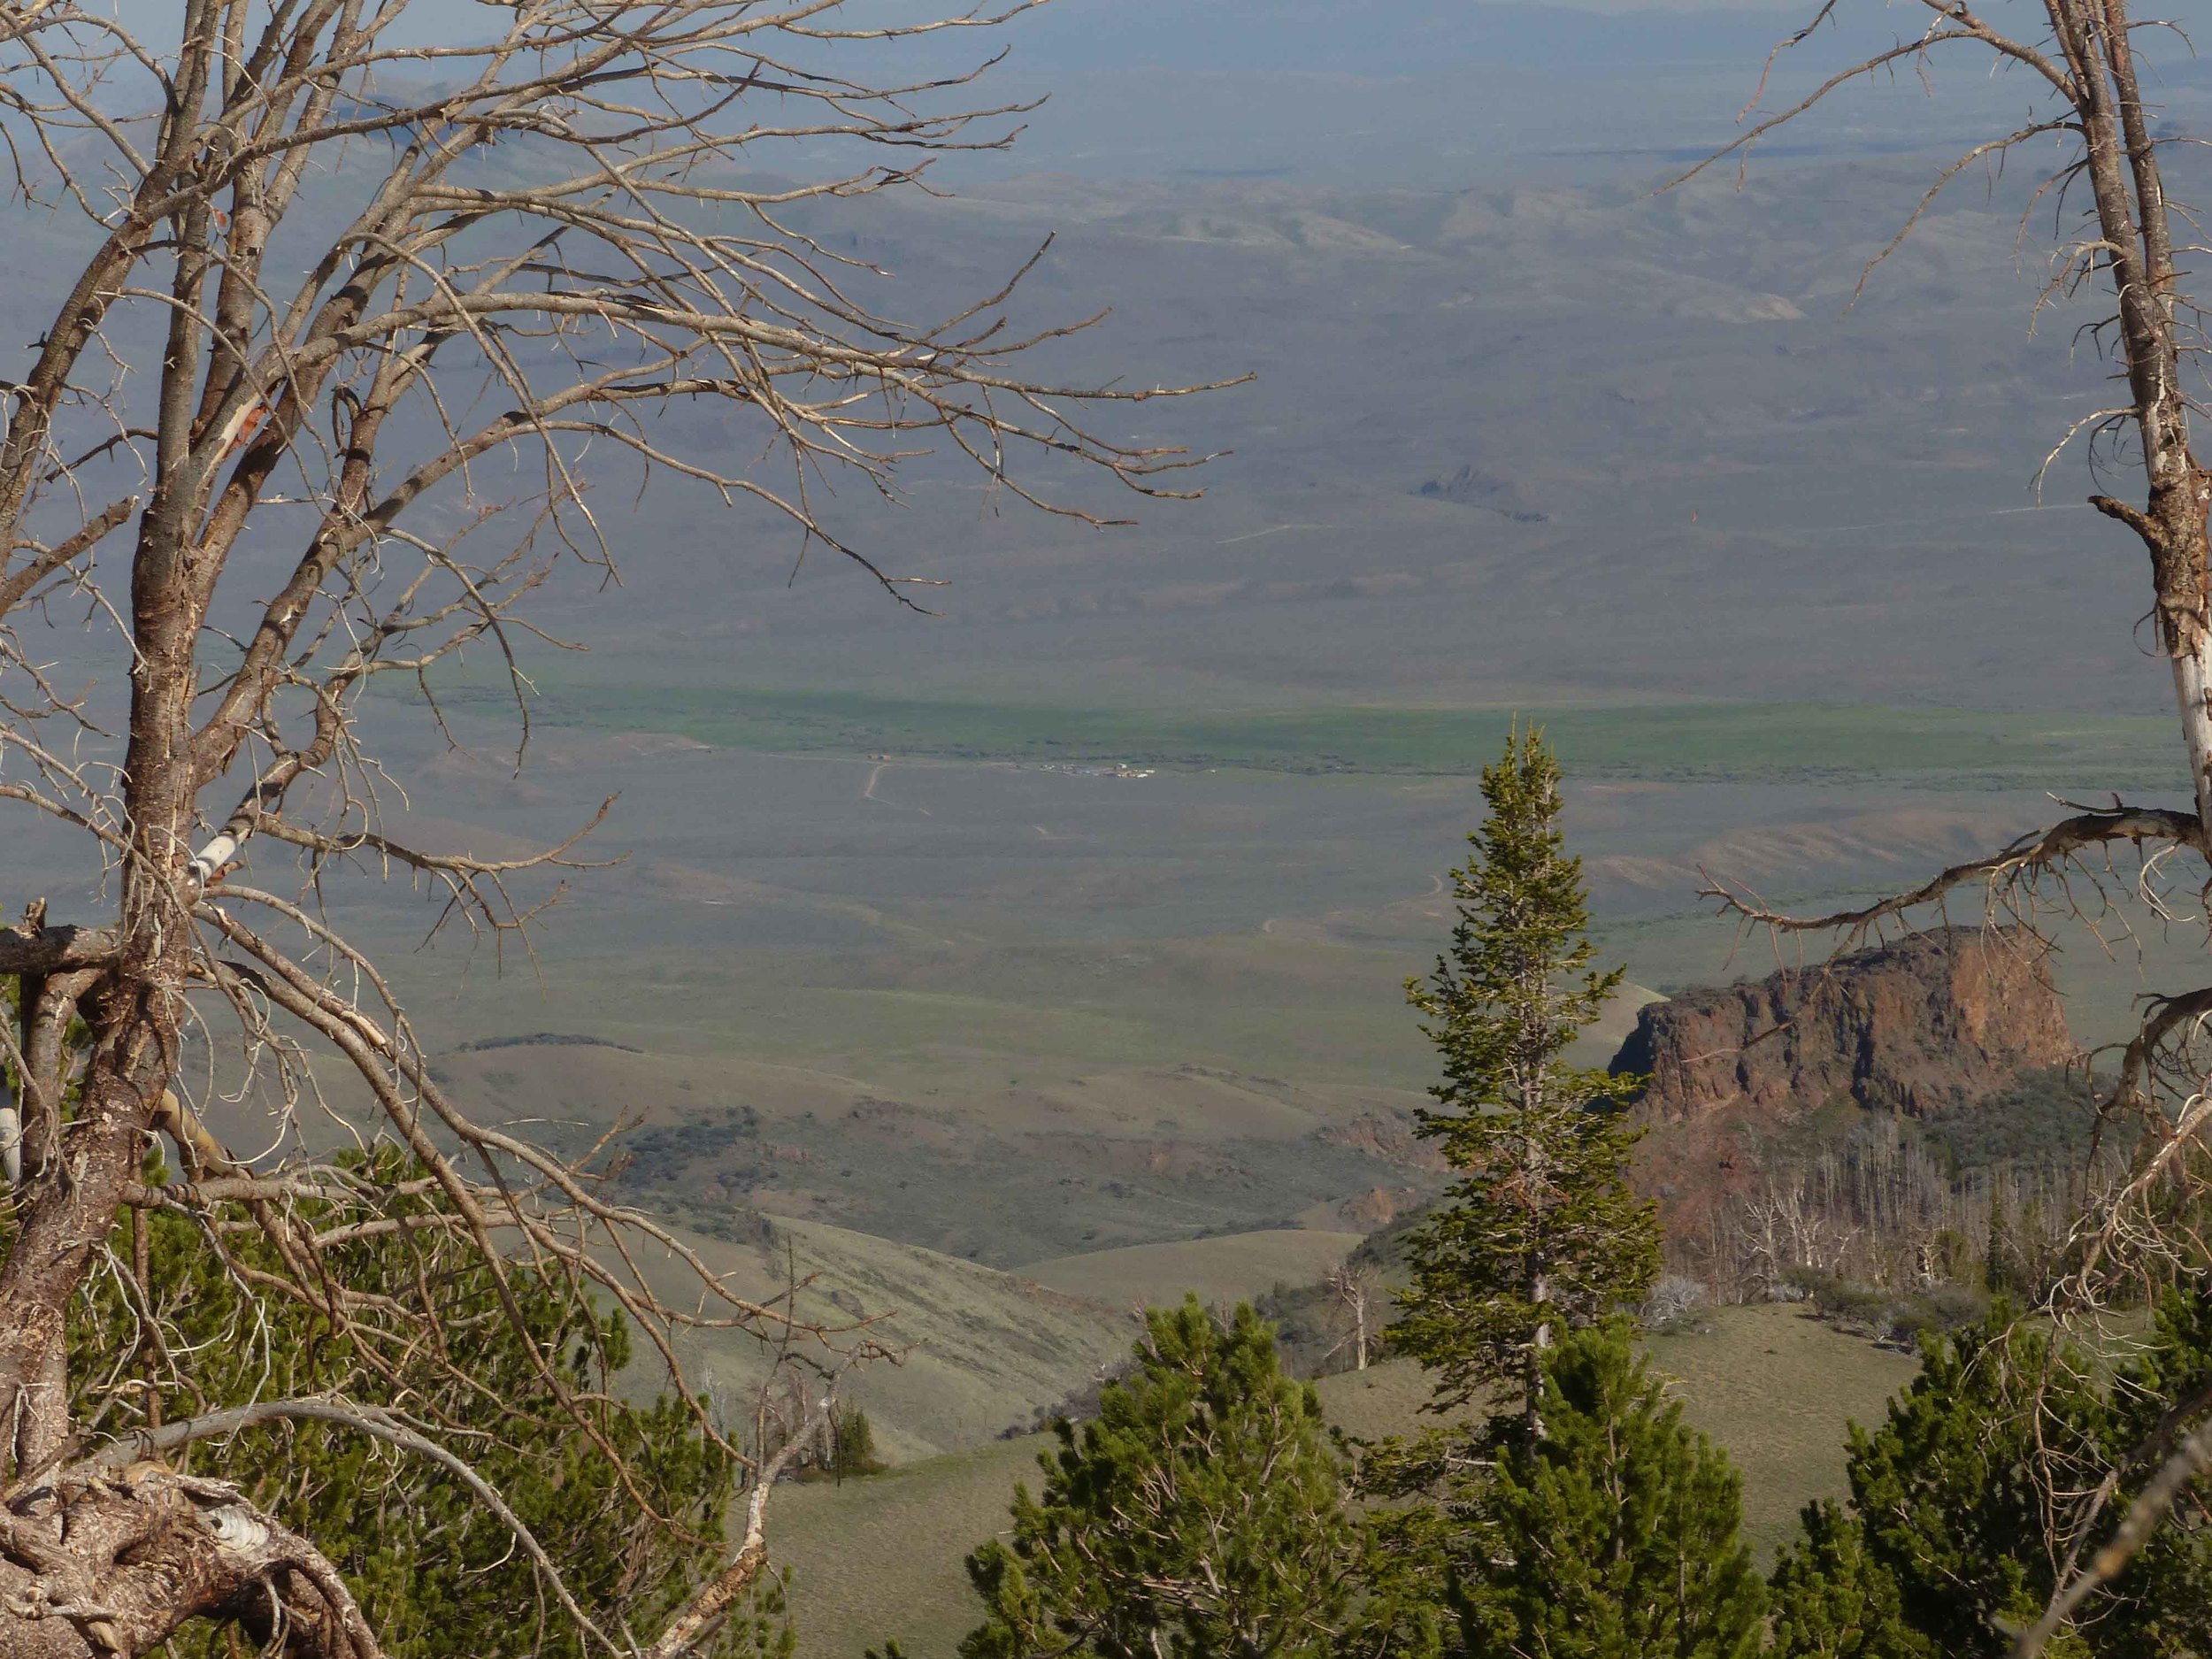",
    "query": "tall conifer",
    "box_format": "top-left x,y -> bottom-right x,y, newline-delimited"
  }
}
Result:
1392,726 -> 1661,1438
